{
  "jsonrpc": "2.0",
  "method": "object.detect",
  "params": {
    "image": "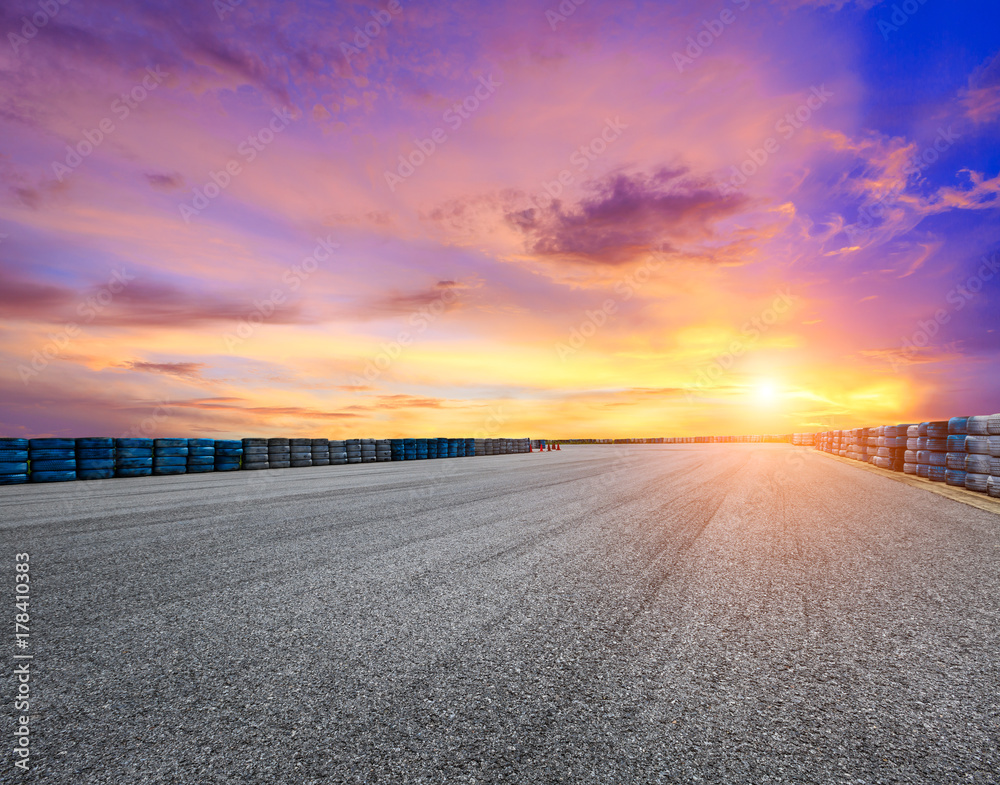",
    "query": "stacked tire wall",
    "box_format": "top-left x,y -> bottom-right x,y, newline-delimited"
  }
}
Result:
809,412 -> 1000,500
2,433 -> 535,485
